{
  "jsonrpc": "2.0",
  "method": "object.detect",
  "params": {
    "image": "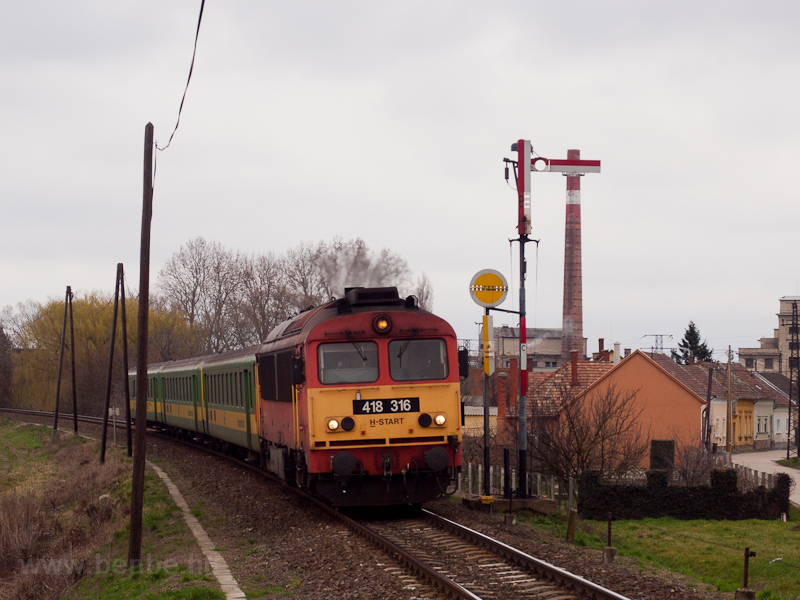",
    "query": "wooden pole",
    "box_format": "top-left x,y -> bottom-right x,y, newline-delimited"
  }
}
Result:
704,366 -> 714,452
52,286 -> 70,436
69,289 -> 78,433
120,264 -> 133,457
129,123 -> 153,566
100,264 -> 121,464
726,347 -> 732,453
